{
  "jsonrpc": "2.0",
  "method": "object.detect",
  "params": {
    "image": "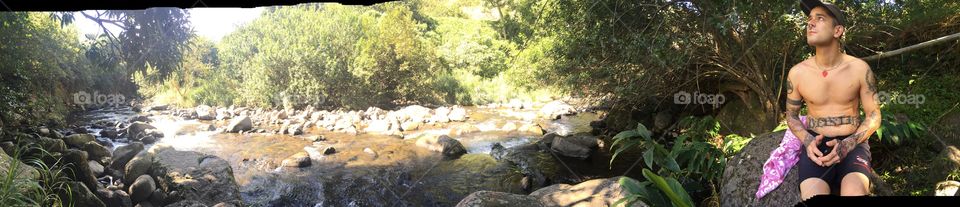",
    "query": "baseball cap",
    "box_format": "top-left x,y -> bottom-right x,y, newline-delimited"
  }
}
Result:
800,0 -> 847,26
